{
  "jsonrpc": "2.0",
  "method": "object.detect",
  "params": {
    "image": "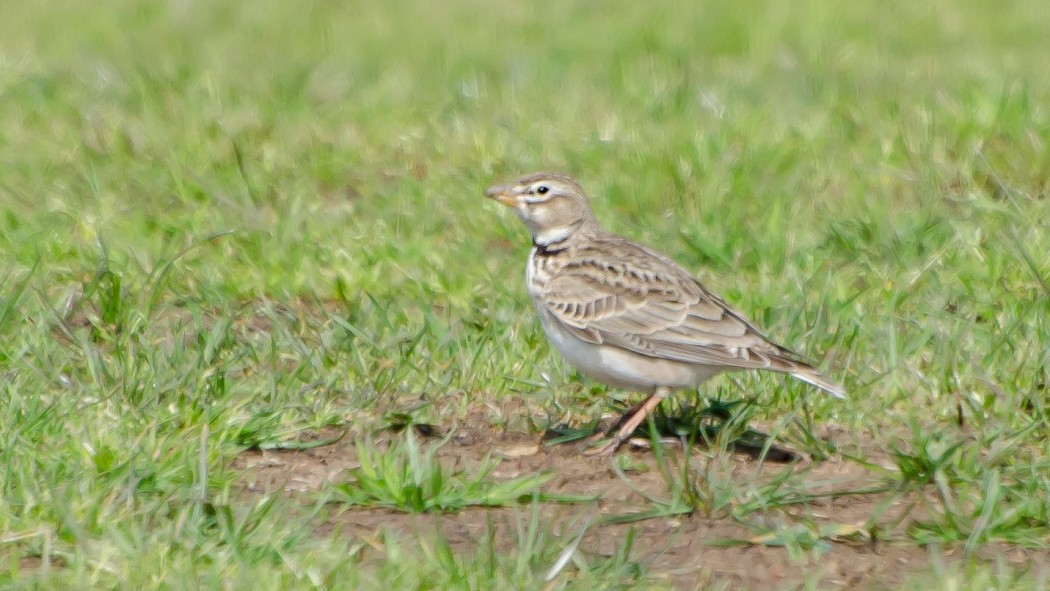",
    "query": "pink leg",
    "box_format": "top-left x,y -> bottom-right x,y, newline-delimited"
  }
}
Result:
584,387 -> 669,456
